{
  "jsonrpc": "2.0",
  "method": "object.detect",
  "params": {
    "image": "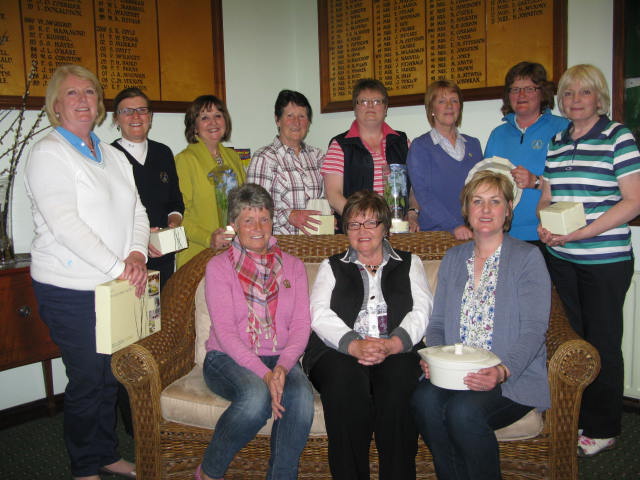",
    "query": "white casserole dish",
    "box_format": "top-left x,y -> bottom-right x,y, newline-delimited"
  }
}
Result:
418,343 -> 501,390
